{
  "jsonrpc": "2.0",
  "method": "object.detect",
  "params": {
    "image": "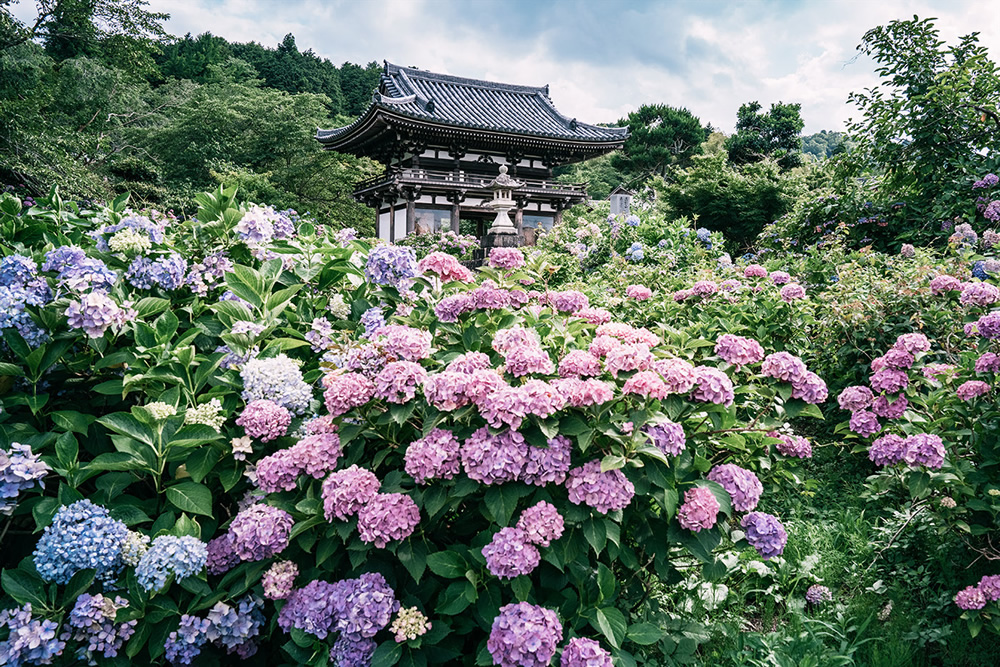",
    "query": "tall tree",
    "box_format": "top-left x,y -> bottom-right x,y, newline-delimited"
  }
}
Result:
725,100 -> 804,170
339,60 -> 380,116
842,16 -> 1000,220
610,103 -> 706,180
